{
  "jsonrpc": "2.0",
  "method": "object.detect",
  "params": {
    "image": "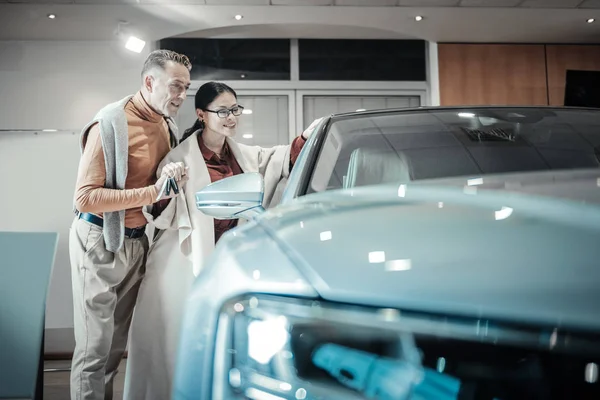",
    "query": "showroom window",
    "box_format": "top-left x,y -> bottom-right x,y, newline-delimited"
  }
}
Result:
158,38 -> 291,81
158,38 -> 427,82
302,95 -> 421,128
175,93 -> 290,147
298,39 -> 426,81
